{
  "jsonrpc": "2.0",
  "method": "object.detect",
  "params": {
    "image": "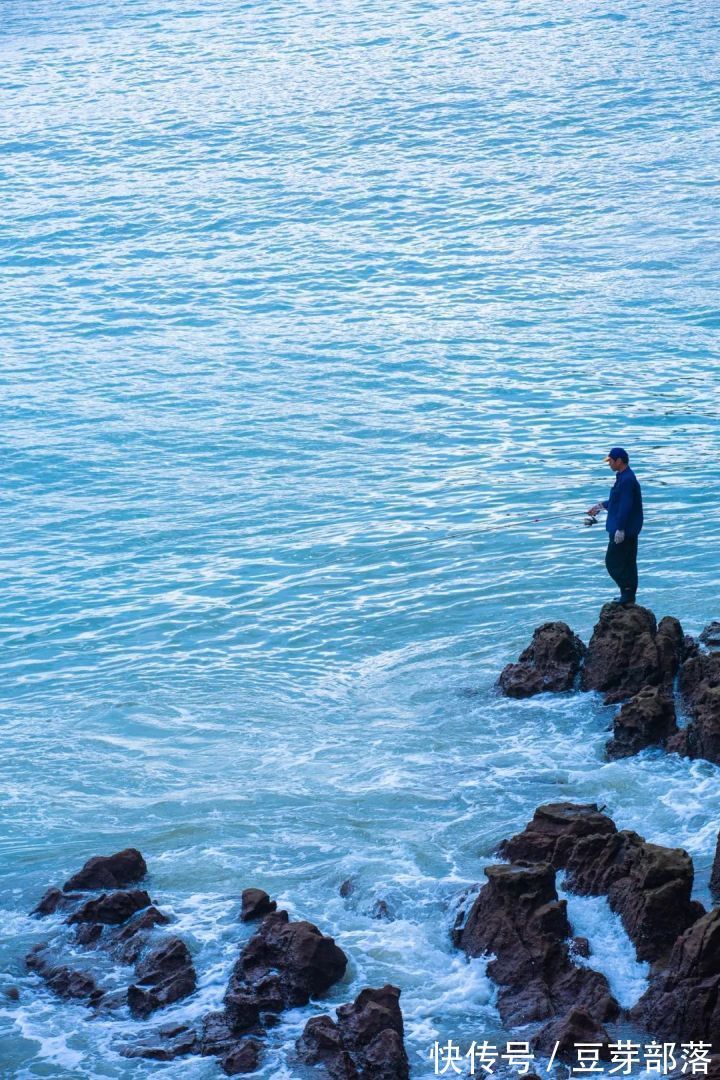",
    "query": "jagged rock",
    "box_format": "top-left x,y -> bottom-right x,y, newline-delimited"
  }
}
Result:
532,1008 -> 610,1060
241,888 -> 276,922
31,888 -> 85,918
606,686 -> 677,759
127,938 -> 197,1018
224,910 -> 347,1032
571,936 -> 591,959
699,622 -> 720,649
221,1038 -> 263,1075
711,833 -> 720,902
499,803 -> 701,962
371,900 -> 393,921
498,622 -> 586,698
200,1012 -> 244,1057
109,905 -> 171,964
68,890 -> 152,926
120,1023 -> 198,1060
677,651 -> 720,765
63,849 -> 147,893
458,862 -> 618,1026
339,879 -> 355,898
297,985 -> 408,1080
26,945 -> 100,1002
631,907 -> 720,1044
582,605 -> 684,703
